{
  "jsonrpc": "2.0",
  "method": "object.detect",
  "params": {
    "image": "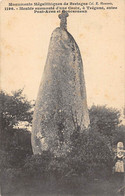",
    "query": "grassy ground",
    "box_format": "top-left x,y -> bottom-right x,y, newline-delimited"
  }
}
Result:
1,174 -> 124,196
